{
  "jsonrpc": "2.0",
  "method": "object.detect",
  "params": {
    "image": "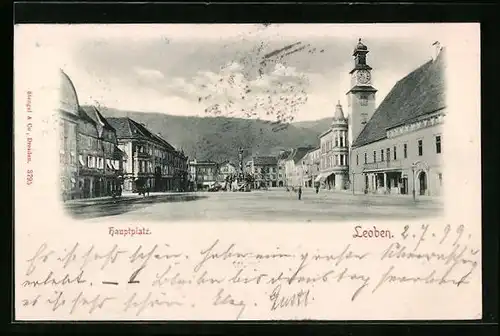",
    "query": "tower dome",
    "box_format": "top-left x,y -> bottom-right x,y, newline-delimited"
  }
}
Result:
353,38 -> 368,54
